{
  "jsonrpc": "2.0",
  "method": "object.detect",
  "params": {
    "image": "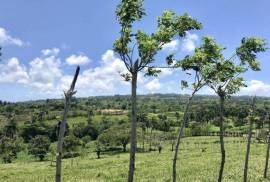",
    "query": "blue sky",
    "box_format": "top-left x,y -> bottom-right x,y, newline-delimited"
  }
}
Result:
0,0 -> 270,102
